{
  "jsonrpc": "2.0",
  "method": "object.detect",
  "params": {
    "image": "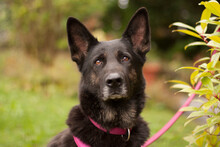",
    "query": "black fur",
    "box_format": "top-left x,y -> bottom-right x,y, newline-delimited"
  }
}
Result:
48,7 -> 151,147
